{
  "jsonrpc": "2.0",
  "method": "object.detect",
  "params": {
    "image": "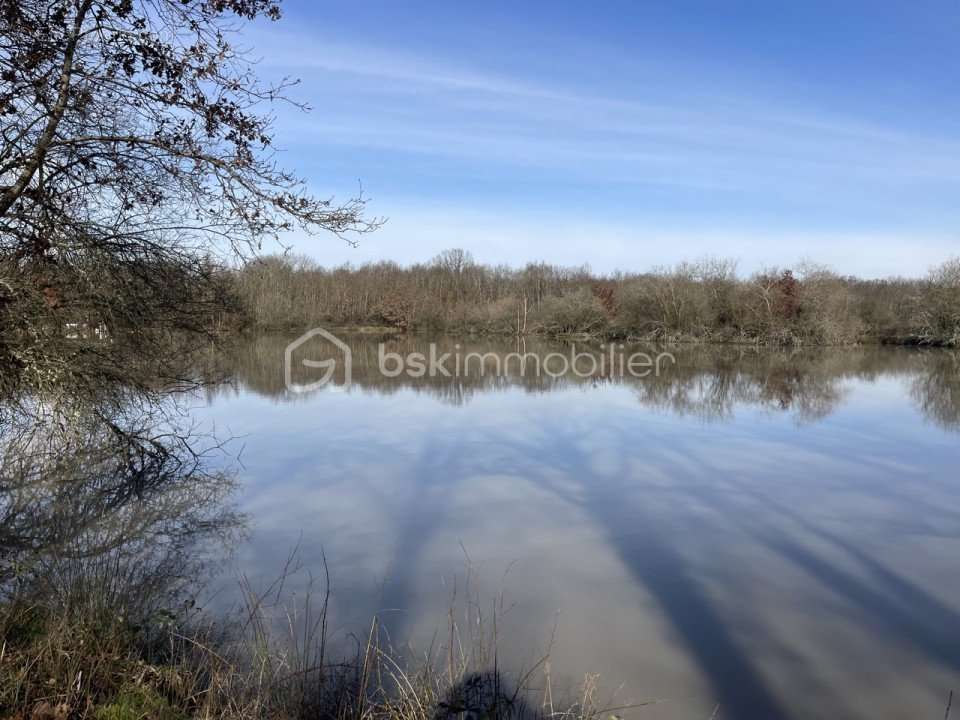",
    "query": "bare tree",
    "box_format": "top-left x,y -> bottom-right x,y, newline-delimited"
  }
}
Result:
917,258 -> 960,346
0,0 -> 379,401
